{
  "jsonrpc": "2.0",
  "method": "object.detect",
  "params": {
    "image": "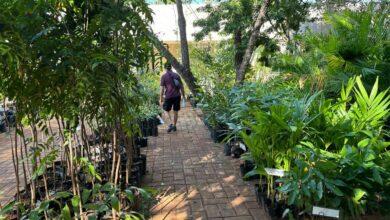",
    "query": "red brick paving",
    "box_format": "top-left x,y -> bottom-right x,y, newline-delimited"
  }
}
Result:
143,105 -> 268,220
0,123 -> 62,206
0,132 -> 20,205
0,105 -> 268,219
